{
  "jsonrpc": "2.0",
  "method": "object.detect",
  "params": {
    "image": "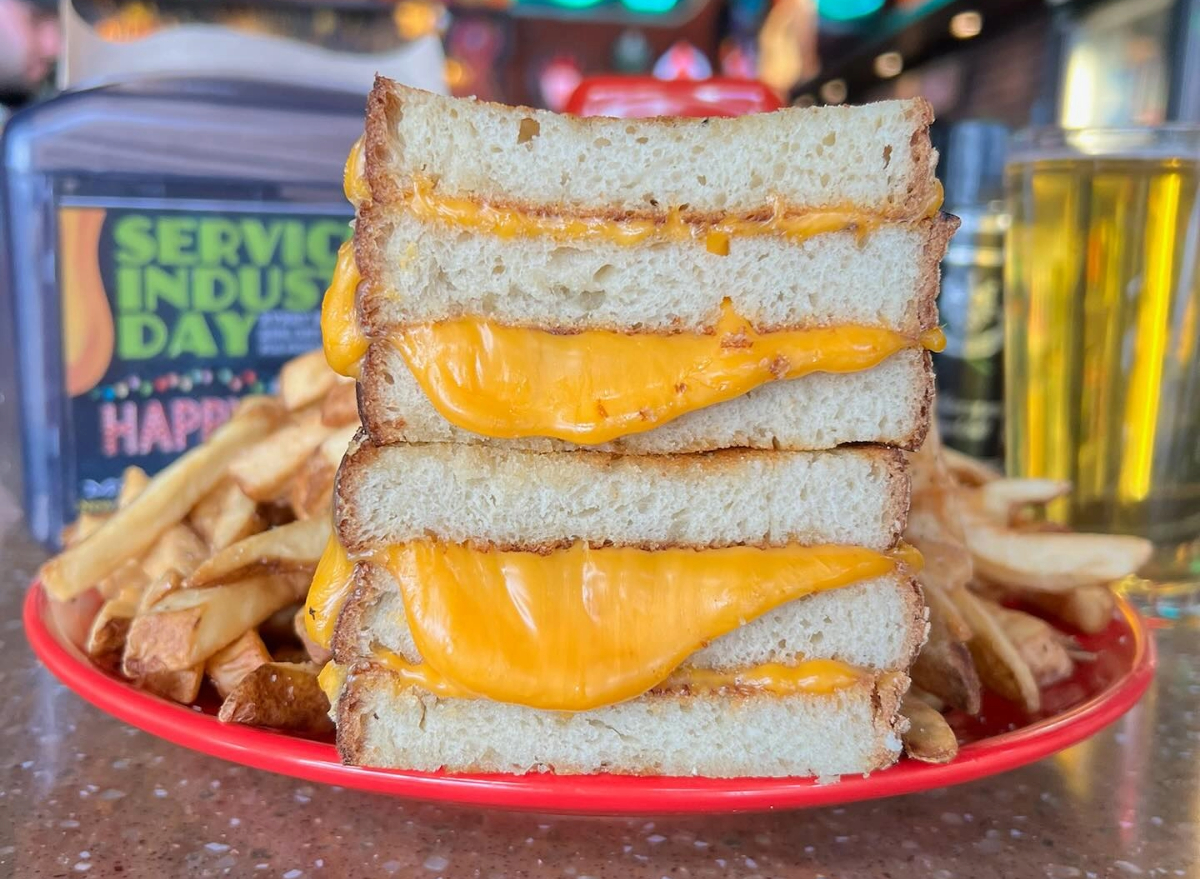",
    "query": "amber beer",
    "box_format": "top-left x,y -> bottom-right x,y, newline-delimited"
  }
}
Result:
1005,130 -> 1200,585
